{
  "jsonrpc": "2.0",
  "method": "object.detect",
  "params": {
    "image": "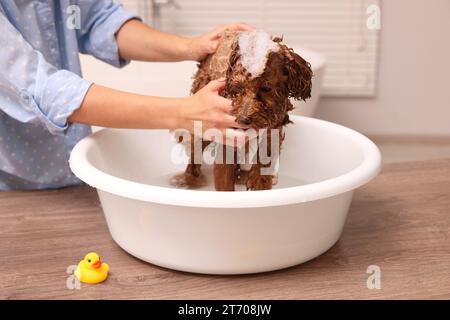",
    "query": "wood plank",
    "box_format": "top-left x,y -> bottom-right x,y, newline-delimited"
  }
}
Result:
0,159 -> 449,299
